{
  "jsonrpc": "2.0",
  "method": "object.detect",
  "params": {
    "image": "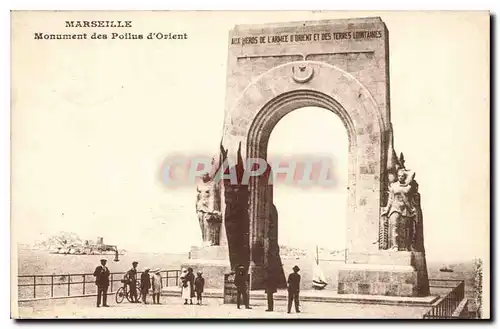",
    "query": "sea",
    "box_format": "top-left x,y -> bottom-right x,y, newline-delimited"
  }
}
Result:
15,246 -> 477,305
